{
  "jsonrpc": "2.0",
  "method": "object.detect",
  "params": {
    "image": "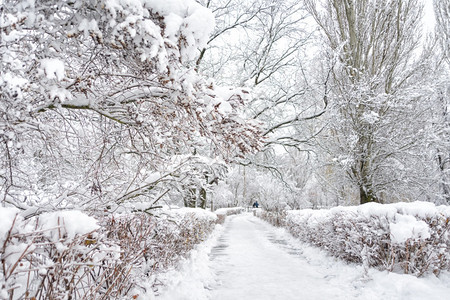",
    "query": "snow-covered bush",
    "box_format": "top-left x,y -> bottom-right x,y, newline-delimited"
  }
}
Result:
258,202 -> 450,276
215,207 -> 245,216
214,207 -> 245,224
256,209 -> 287,227
0,207 -> 217,299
